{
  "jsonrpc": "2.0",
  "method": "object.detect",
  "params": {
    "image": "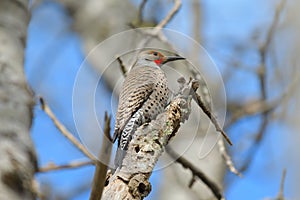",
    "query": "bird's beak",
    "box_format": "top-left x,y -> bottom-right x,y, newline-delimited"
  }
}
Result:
162,55 -> 185,64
